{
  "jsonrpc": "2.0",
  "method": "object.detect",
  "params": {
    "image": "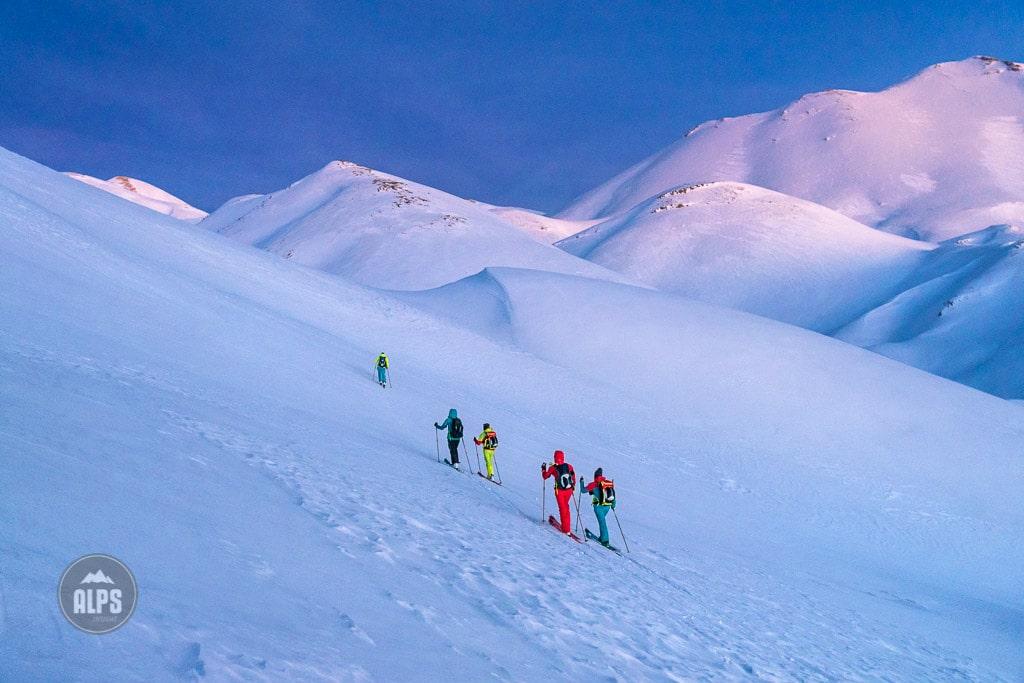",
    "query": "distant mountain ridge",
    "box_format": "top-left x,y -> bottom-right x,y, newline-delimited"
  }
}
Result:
557,181 -> 931,331
201,160 -> 626,290
556,176 -> 1024,397
560,56 -> 1024,242
52,57 -> 1024,398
